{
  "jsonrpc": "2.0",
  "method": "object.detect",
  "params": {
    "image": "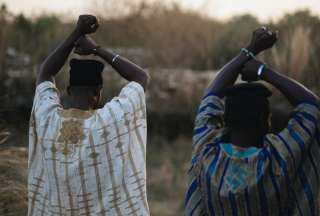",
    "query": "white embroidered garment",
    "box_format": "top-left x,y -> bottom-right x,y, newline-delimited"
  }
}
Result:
28,81 -> 149,216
